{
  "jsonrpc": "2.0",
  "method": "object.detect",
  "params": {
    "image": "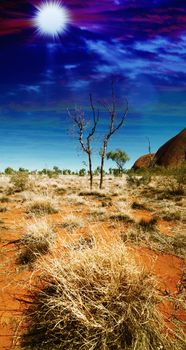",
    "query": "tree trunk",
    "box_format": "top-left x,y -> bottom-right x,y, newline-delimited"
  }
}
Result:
99,140 -> 107,189
88,152 -> 93,190
99,154 -> 104,189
